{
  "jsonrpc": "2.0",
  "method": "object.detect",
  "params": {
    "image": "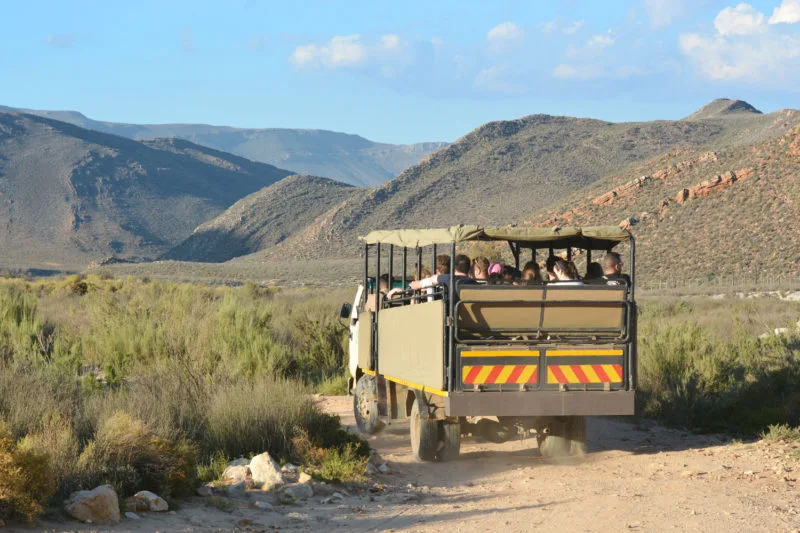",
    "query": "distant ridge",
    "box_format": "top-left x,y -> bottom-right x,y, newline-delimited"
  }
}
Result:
0,105 -> 447,186
684,99 -> 762,121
